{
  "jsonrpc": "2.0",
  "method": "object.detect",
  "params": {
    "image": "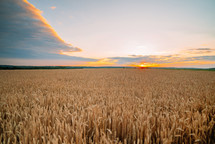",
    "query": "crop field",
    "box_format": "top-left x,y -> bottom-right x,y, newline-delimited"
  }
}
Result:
0,69 -> 215,144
